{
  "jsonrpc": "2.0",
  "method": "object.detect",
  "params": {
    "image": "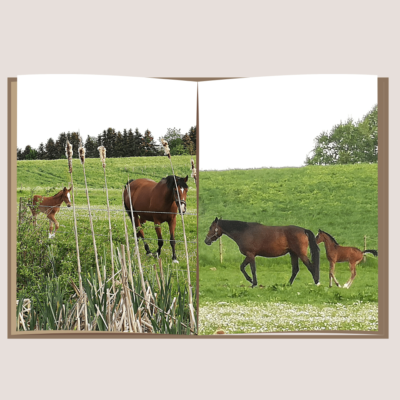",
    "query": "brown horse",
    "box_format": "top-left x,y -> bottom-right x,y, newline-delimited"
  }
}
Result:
204,218 -> 320,287
30,187 -> 72,238
123,175 -> 188,262
316,229 -> 378,289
